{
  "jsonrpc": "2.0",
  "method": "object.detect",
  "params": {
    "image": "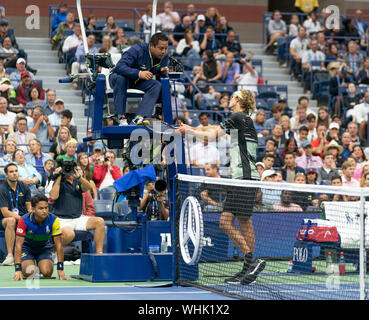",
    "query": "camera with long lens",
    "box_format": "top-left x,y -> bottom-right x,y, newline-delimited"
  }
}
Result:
56,158 -> 77,178
151,179 -> 167,199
